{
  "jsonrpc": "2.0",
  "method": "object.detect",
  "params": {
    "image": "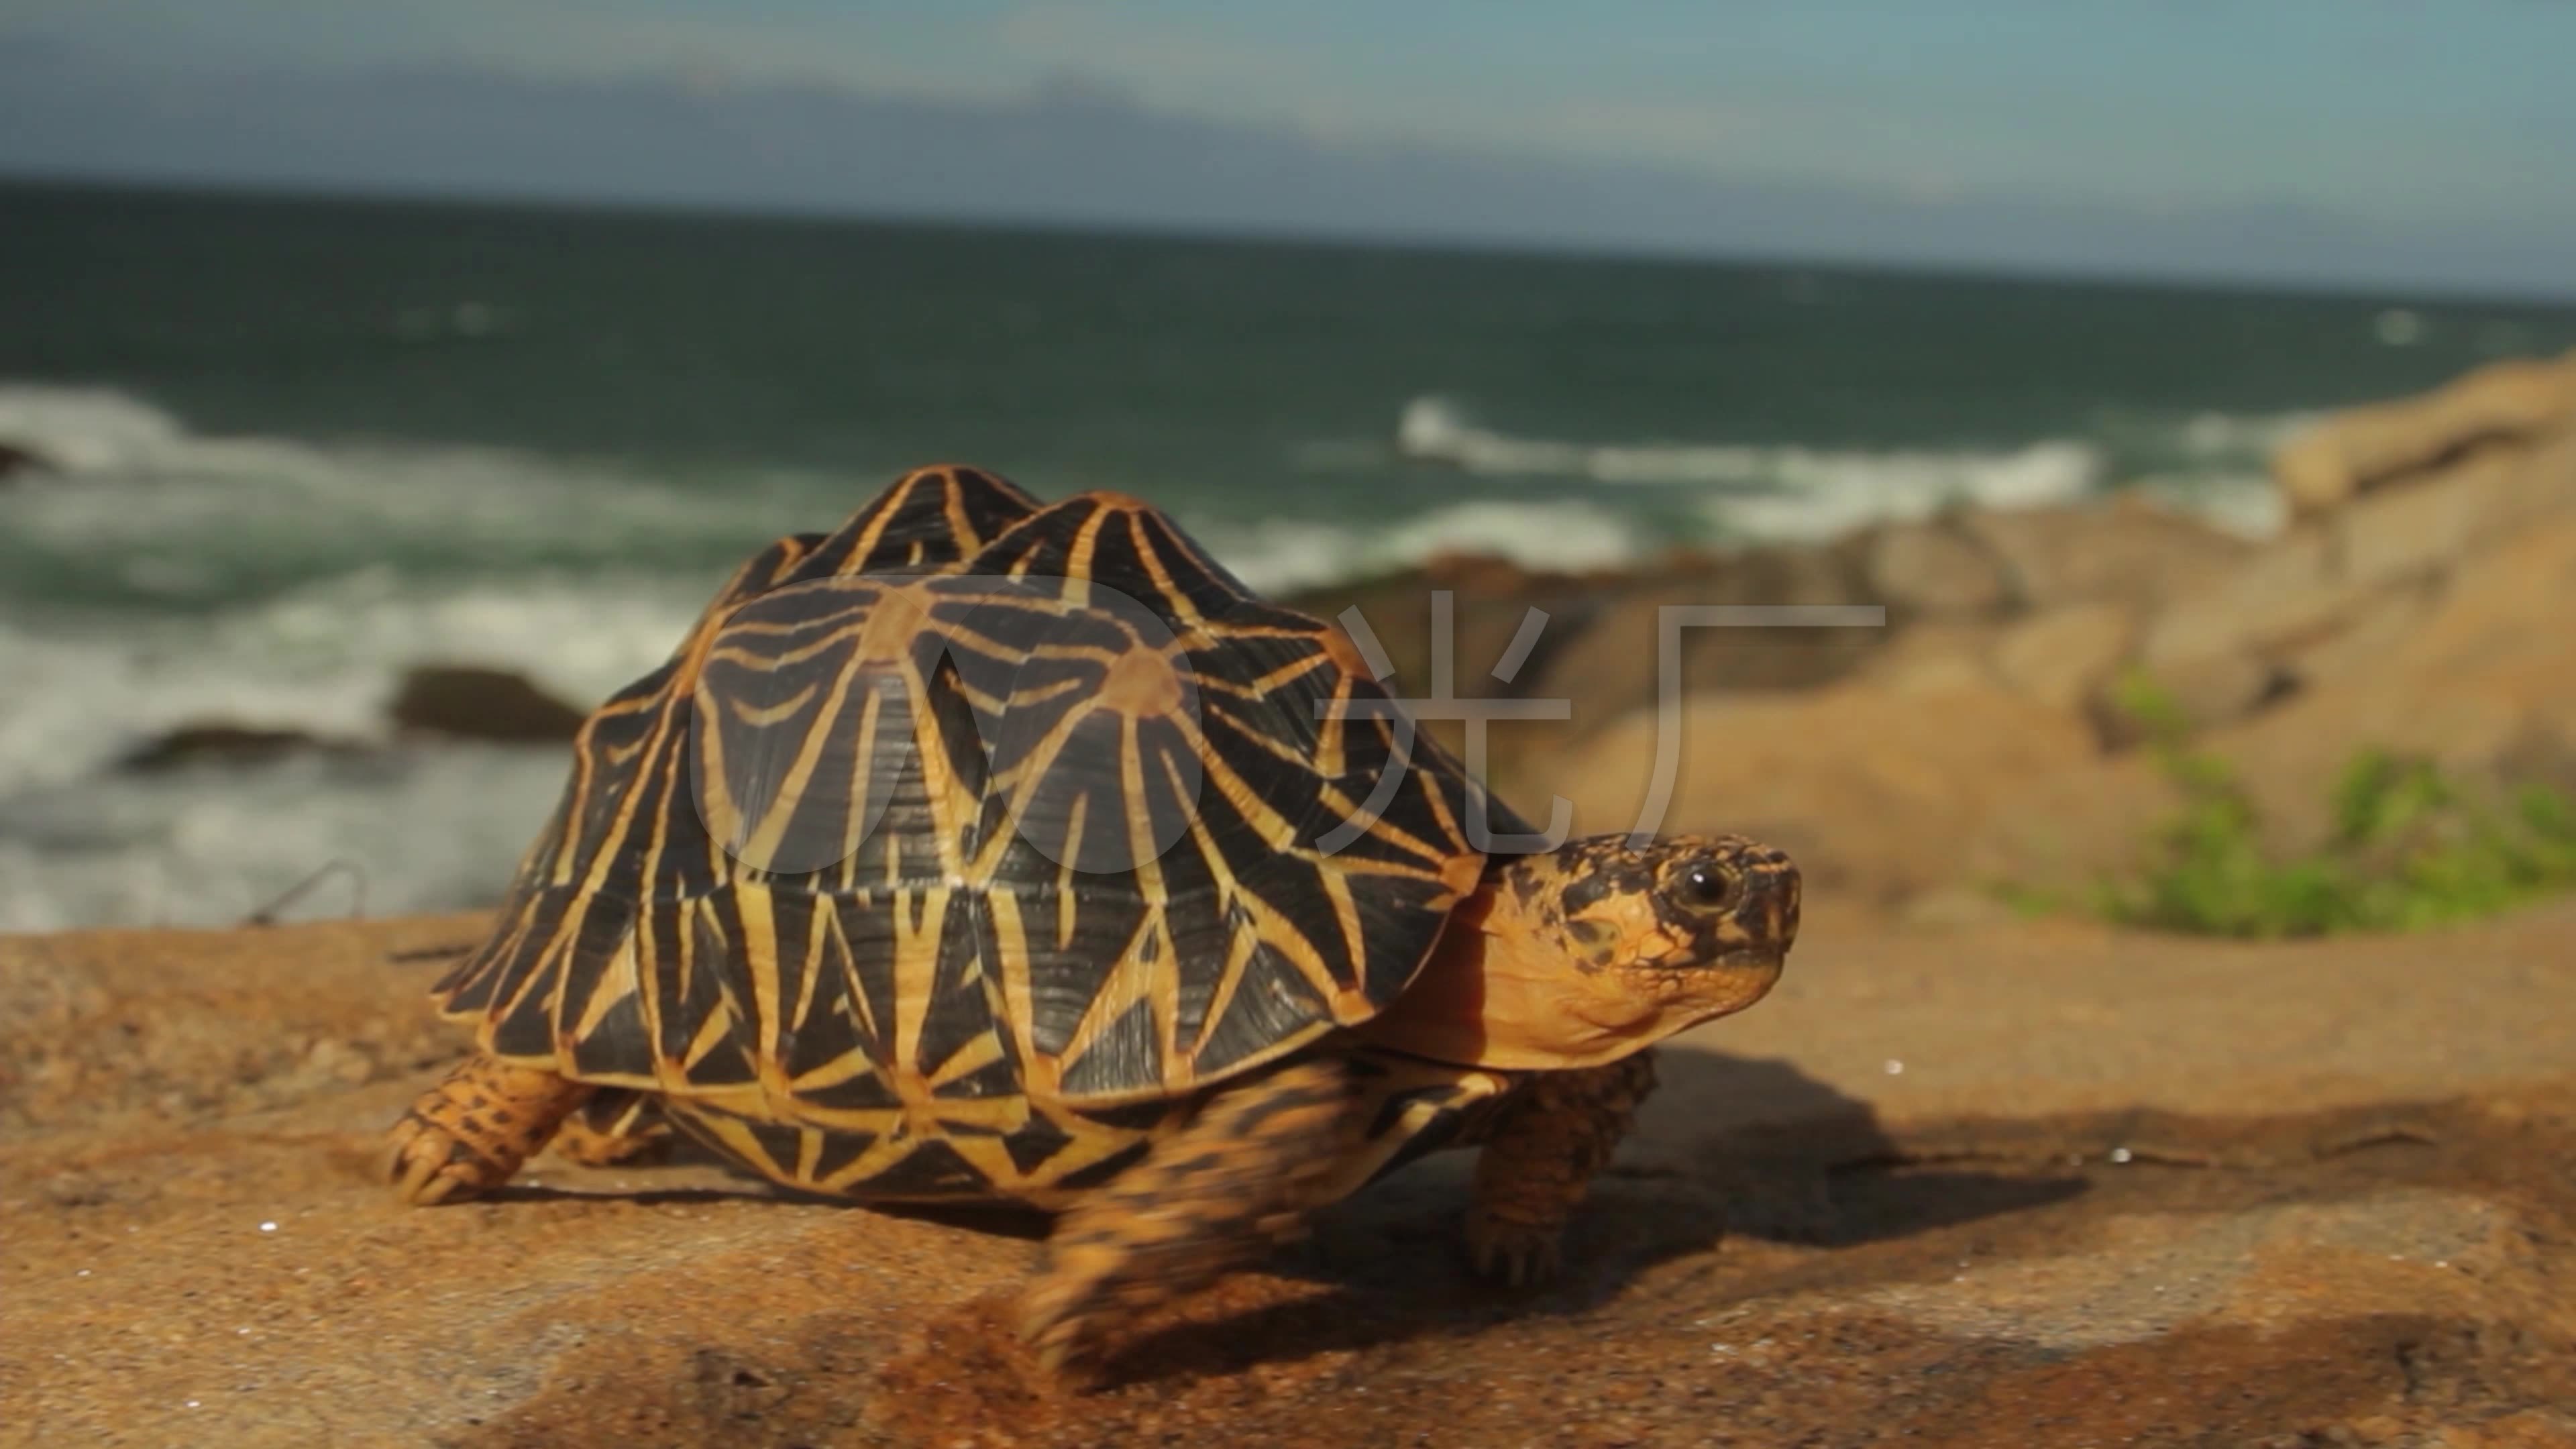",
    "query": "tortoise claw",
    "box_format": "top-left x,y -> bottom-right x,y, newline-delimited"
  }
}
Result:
1016,1272 -> 1112,1383
1464,1210 -> 1564,1289
384,1115 -> 504,1206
